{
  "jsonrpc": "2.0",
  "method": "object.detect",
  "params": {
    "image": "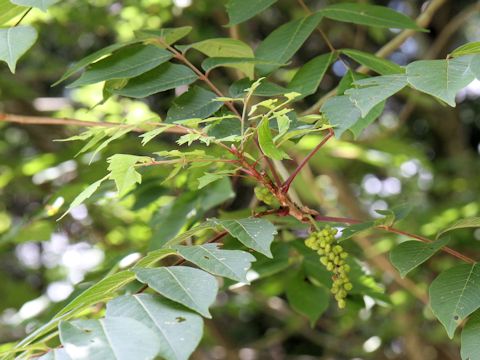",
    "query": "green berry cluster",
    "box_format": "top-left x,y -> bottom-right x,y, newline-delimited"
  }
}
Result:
254,186 -> 279,207
304,226 -> 352,309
